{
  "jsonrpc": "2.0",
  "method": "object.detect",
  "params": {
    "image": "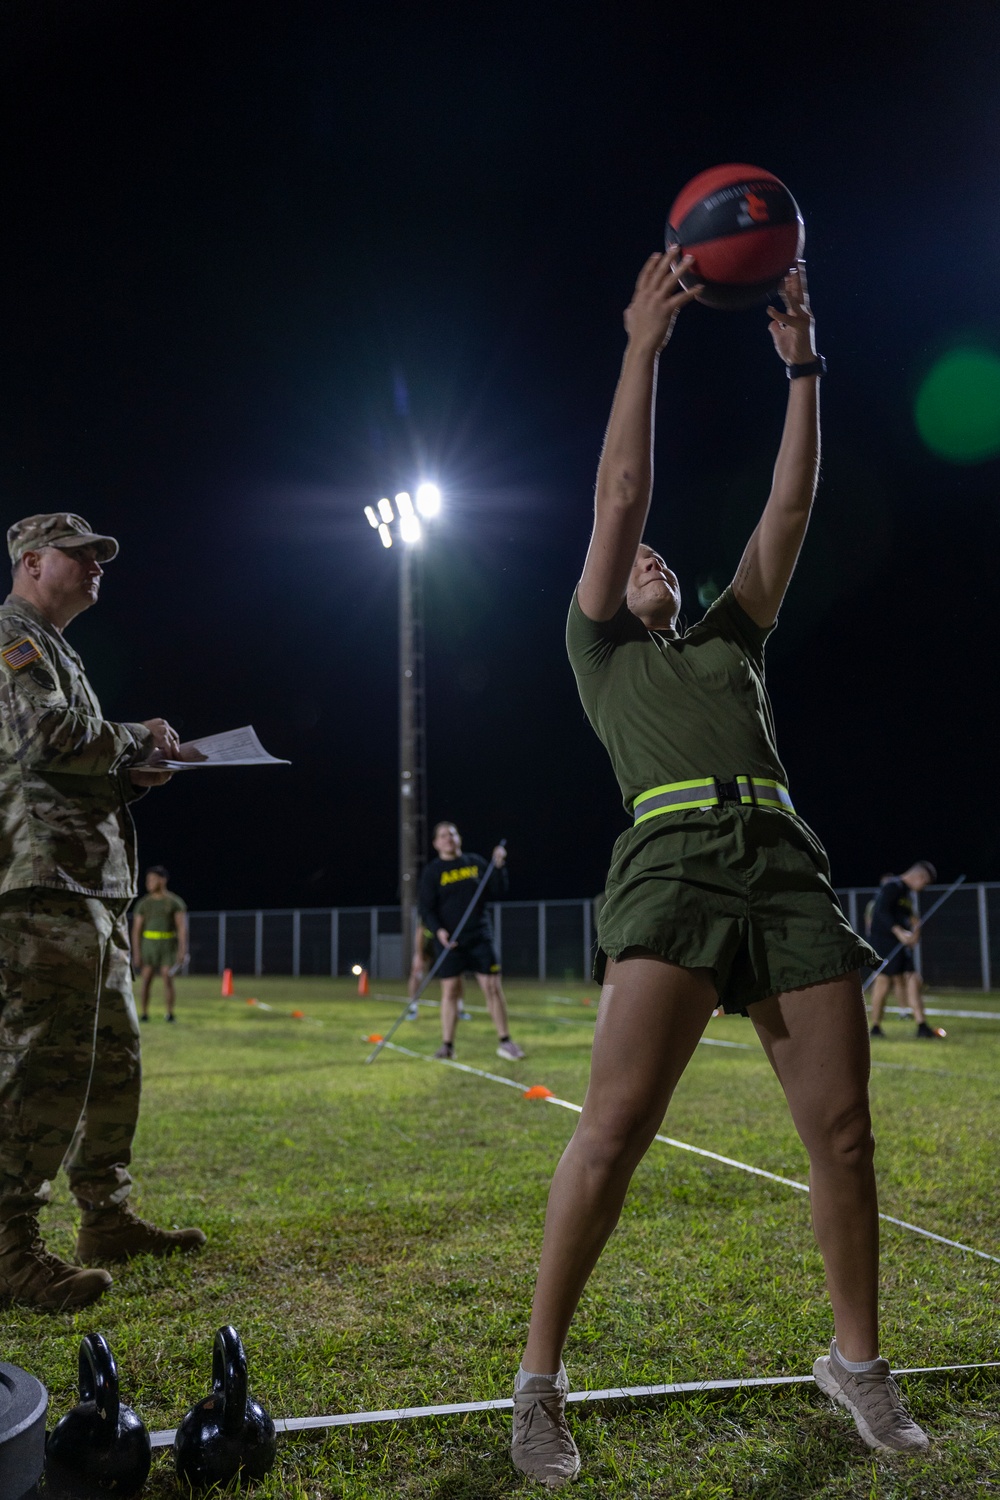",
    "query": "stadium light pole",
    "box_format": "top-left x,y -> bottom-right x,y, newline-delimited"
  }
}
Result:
363,483 -> 442,973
